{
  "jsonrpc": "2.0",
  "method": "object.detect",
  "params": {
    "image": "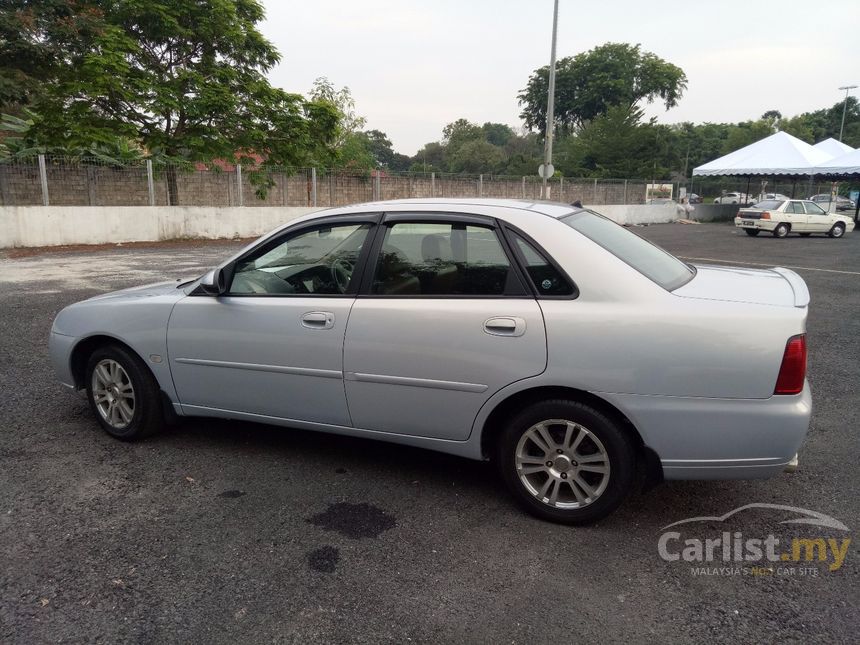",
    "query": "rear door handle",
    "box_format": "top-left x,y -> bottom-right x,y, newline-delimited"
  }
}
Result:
301,311 -> 335,330
483,316 -> 526,337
